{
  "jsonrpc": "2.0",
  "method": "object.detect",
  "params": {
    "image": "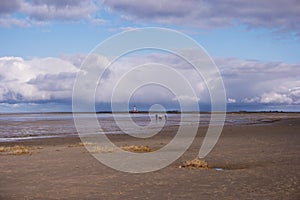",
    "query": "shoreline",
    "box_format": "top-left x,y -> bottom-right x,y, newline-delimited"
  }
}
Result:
0,116 -> 297,146
1,112 -> 300,144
